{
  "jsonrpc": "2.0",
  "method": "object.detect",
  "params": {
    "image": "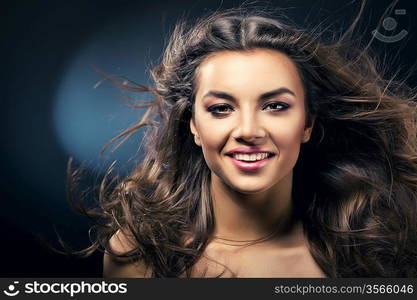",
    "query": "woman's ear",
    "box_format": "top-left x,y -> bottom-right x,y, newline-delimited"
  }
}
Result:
302,115 -> 316,143
189,118 -> 201,146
